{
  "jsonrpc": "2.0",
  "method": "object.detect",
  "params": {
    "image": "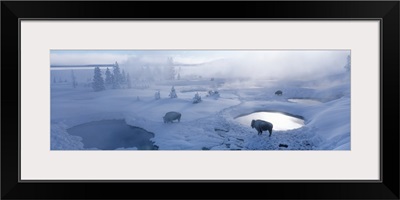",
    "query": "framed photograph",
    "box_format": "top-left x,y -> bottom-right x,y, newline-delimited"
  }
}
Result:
2,1 -> 399,199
